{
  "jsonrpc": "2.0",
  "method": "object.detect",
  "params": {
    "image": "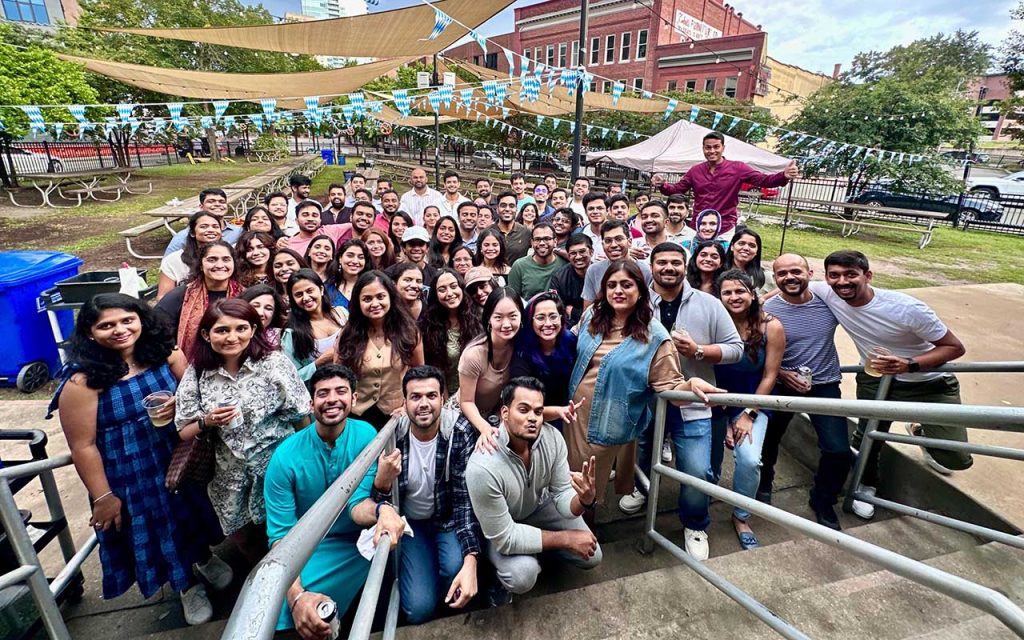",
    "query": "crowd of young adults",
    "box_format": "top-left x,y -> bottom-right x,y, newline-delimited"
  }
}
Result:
50,132 -> 971,639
